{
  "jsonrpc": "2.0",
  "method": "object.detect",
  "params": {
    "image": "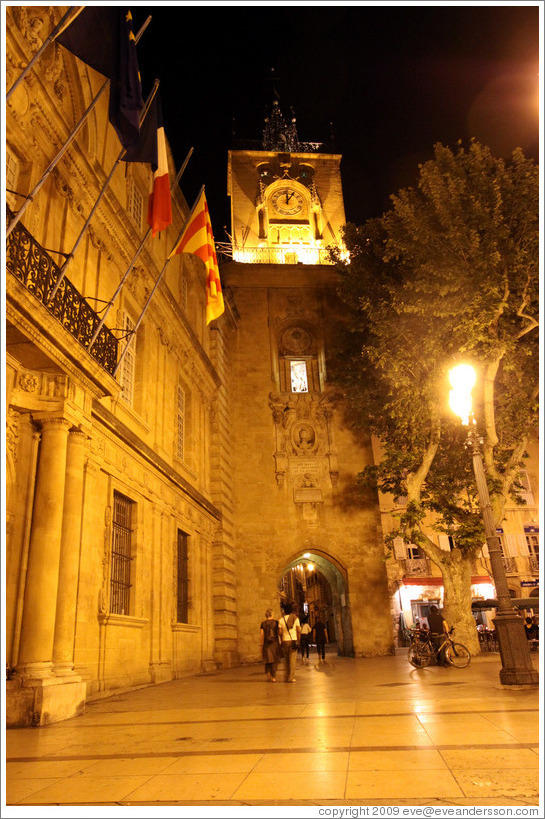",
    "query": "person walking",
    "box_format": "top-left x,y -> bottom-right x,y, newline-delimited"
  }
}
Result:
300,616 -> 312,663
260,609 -> 279,682
313,614 -> 328,663
278,602 -> 300,683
